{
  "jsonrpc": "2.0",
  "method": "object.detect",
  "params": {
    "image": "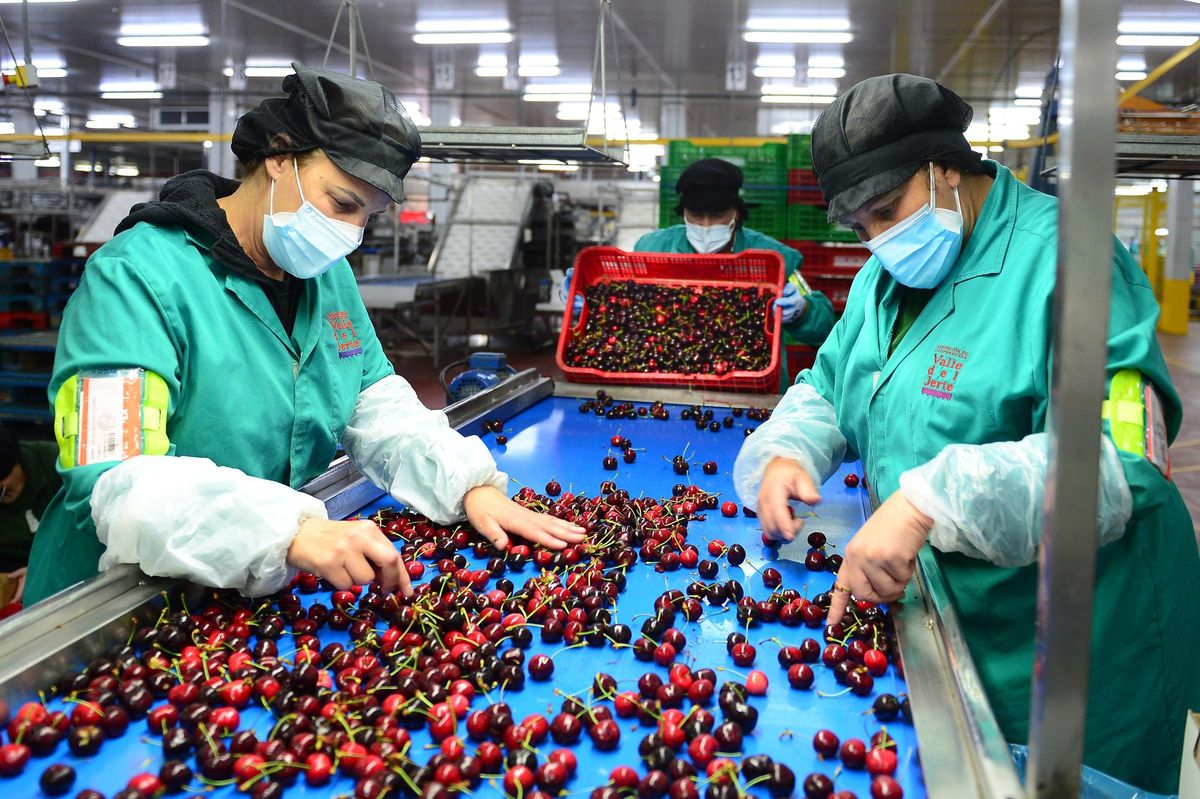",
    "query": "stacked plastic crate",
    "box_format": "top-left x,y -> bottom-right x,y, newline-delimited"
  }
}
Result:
782,134 -> 873,378
658,141 -> 790,239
